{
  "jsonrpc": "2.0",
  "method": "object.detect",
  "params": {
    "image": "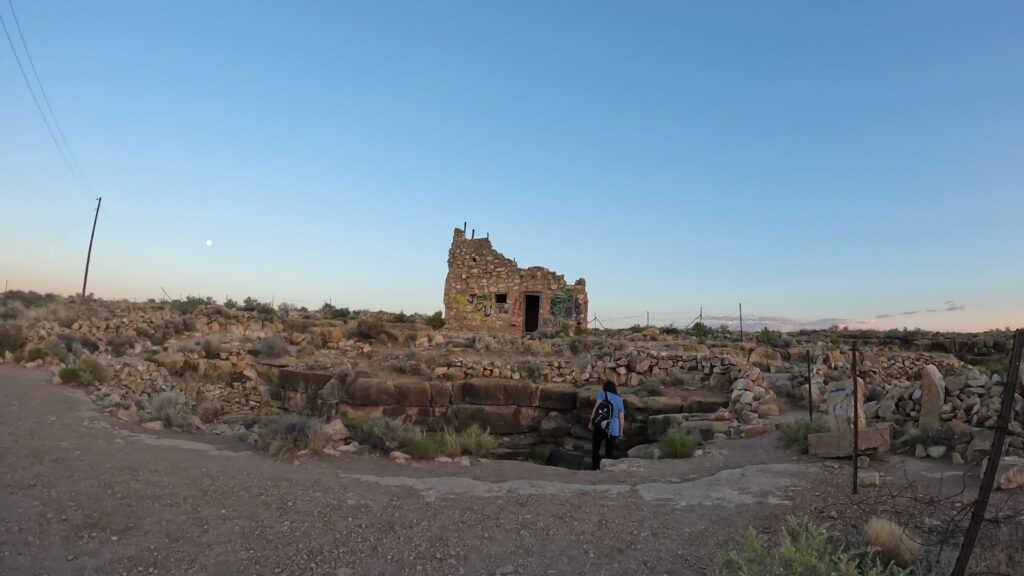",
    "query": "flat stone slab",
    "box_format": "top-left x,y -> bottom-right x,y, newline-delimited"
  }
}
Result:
808,424 -> 891,458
